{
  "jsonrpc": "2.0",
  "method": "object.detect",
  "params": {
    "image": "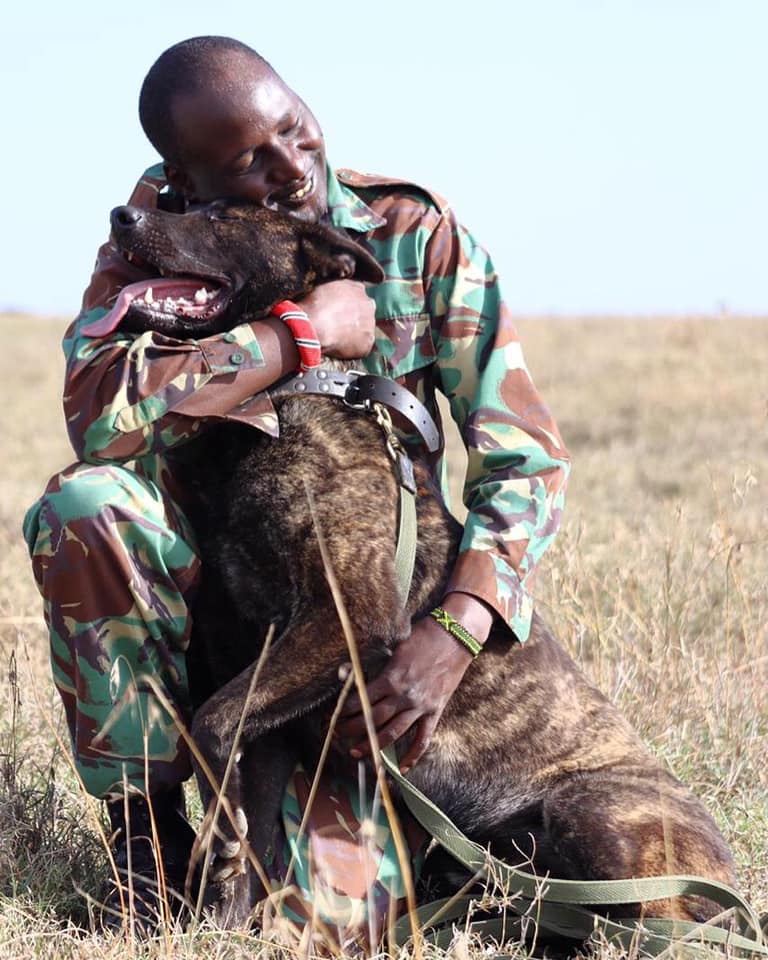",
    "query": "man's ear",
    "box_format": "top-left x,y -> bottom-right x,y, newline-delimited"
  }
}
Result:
163,162 -> 196,201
